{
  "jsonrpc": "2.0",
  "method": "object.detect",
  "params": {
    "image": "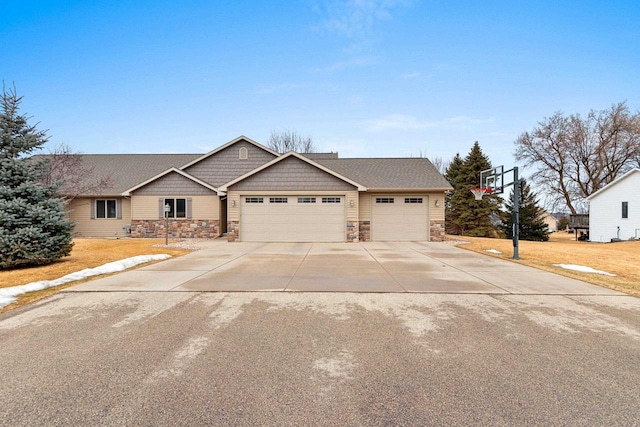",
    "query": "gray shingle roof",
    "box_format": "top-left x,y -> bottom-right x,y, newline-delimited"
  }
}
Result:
41,151 -> 452,196
315,158 -> 453,190
53,154 -> 201,196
